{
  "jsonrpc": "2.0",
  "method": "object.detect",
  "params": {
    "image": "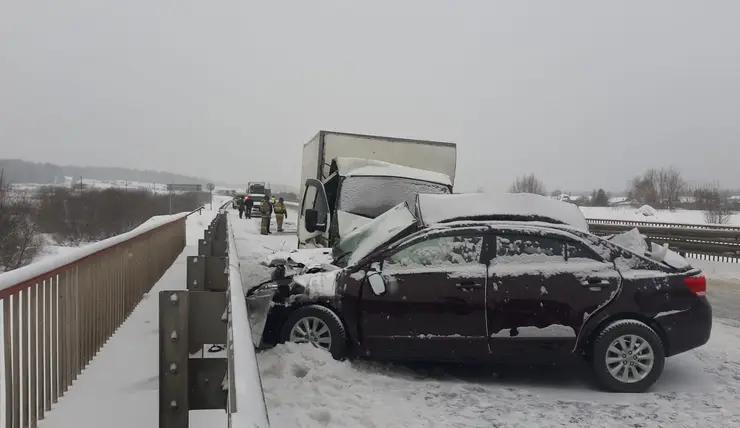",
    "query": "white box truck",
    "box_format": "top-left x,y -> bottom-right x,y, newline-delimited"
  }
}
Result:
298,130 -> 457,248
